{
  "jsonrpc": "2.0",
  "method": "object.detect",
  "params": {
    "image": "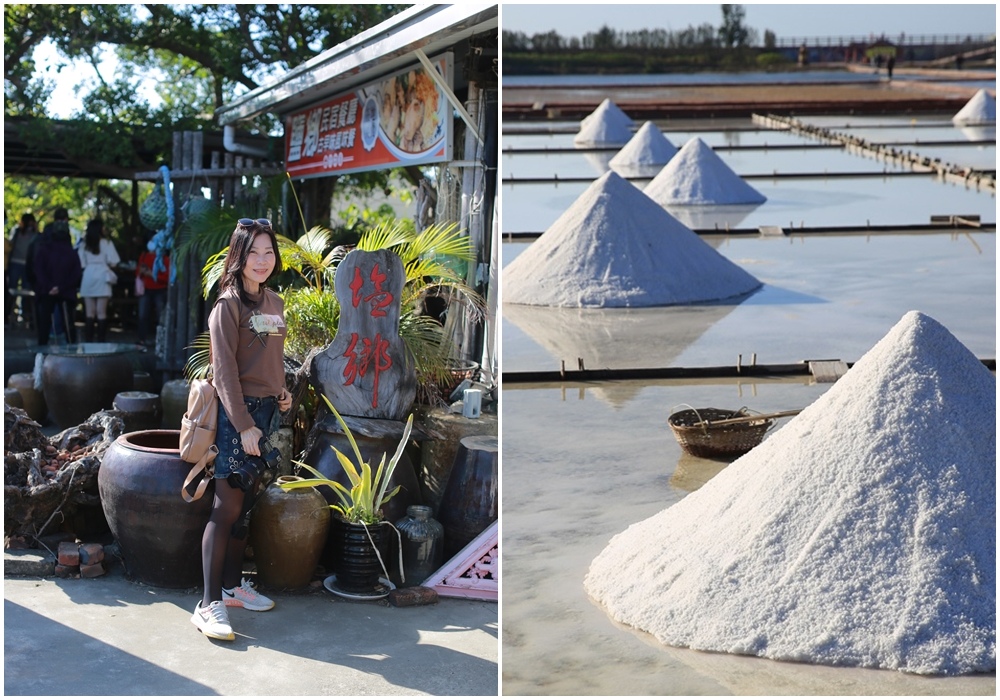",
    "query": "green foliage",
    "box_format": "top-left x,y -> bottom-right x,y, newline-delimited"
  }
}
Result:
5,4 -> 408,135
198,217 -> 483,383
756,52 -> 790,68
281,395 -> 413,525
